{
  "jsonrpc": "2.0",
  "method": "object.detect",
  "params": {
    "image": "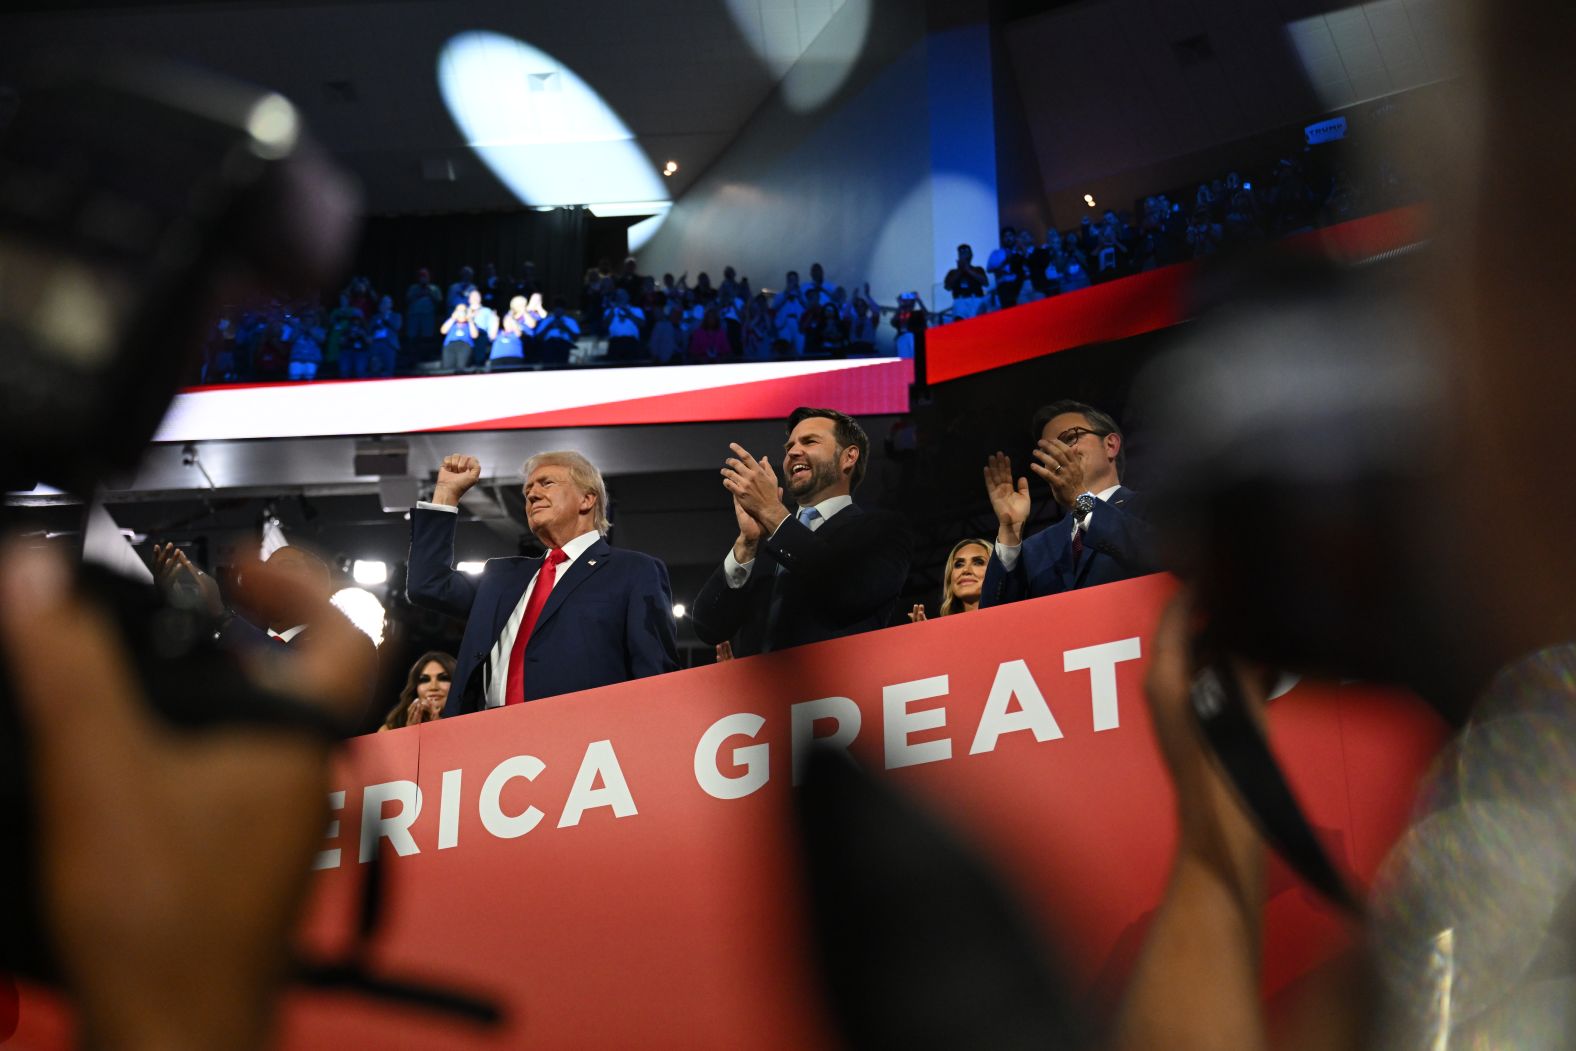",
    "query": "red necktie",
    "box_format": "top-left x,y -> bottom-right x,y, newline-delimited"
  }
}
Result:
504,547 -> 566,706
1071,526 -> 1085,563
